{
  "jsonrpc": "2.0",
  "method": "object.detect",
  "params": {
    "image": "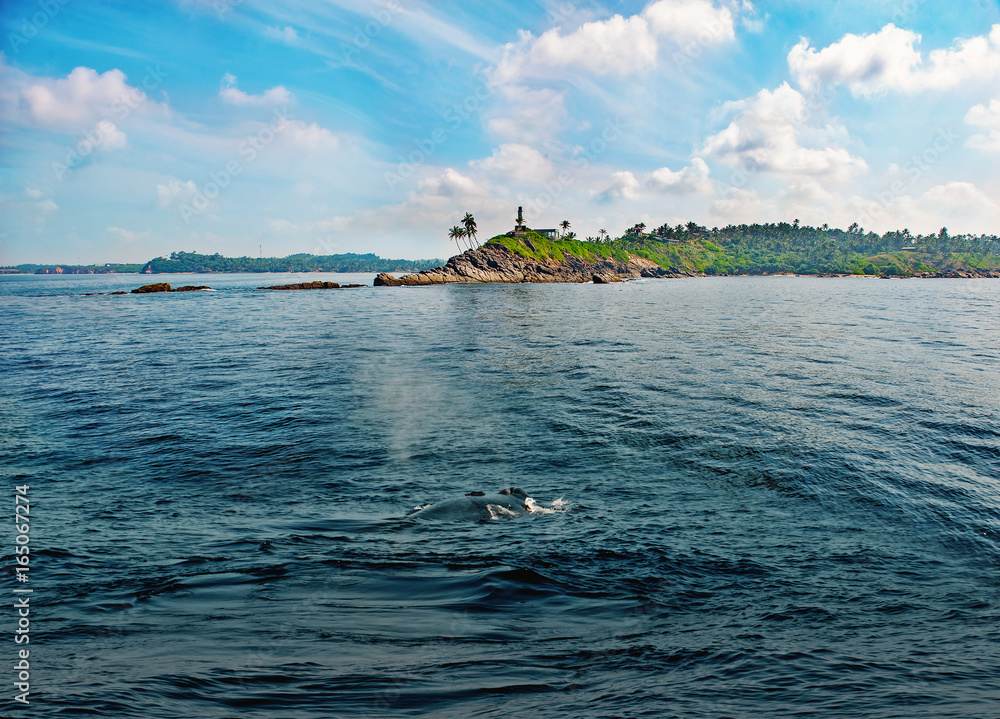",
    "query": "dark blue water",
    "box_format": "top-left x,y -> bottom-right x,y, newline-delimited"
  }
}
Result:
2,273 -> 999,718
